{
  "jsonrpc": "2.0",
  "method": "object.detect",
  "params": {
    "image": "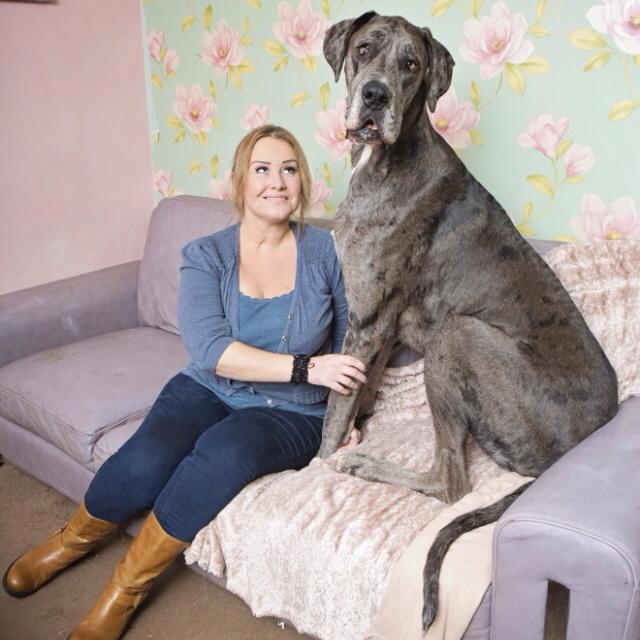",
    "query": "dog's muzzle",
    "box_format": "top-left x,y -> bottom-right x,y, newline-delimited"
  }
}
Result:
346,80 -> 390,144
